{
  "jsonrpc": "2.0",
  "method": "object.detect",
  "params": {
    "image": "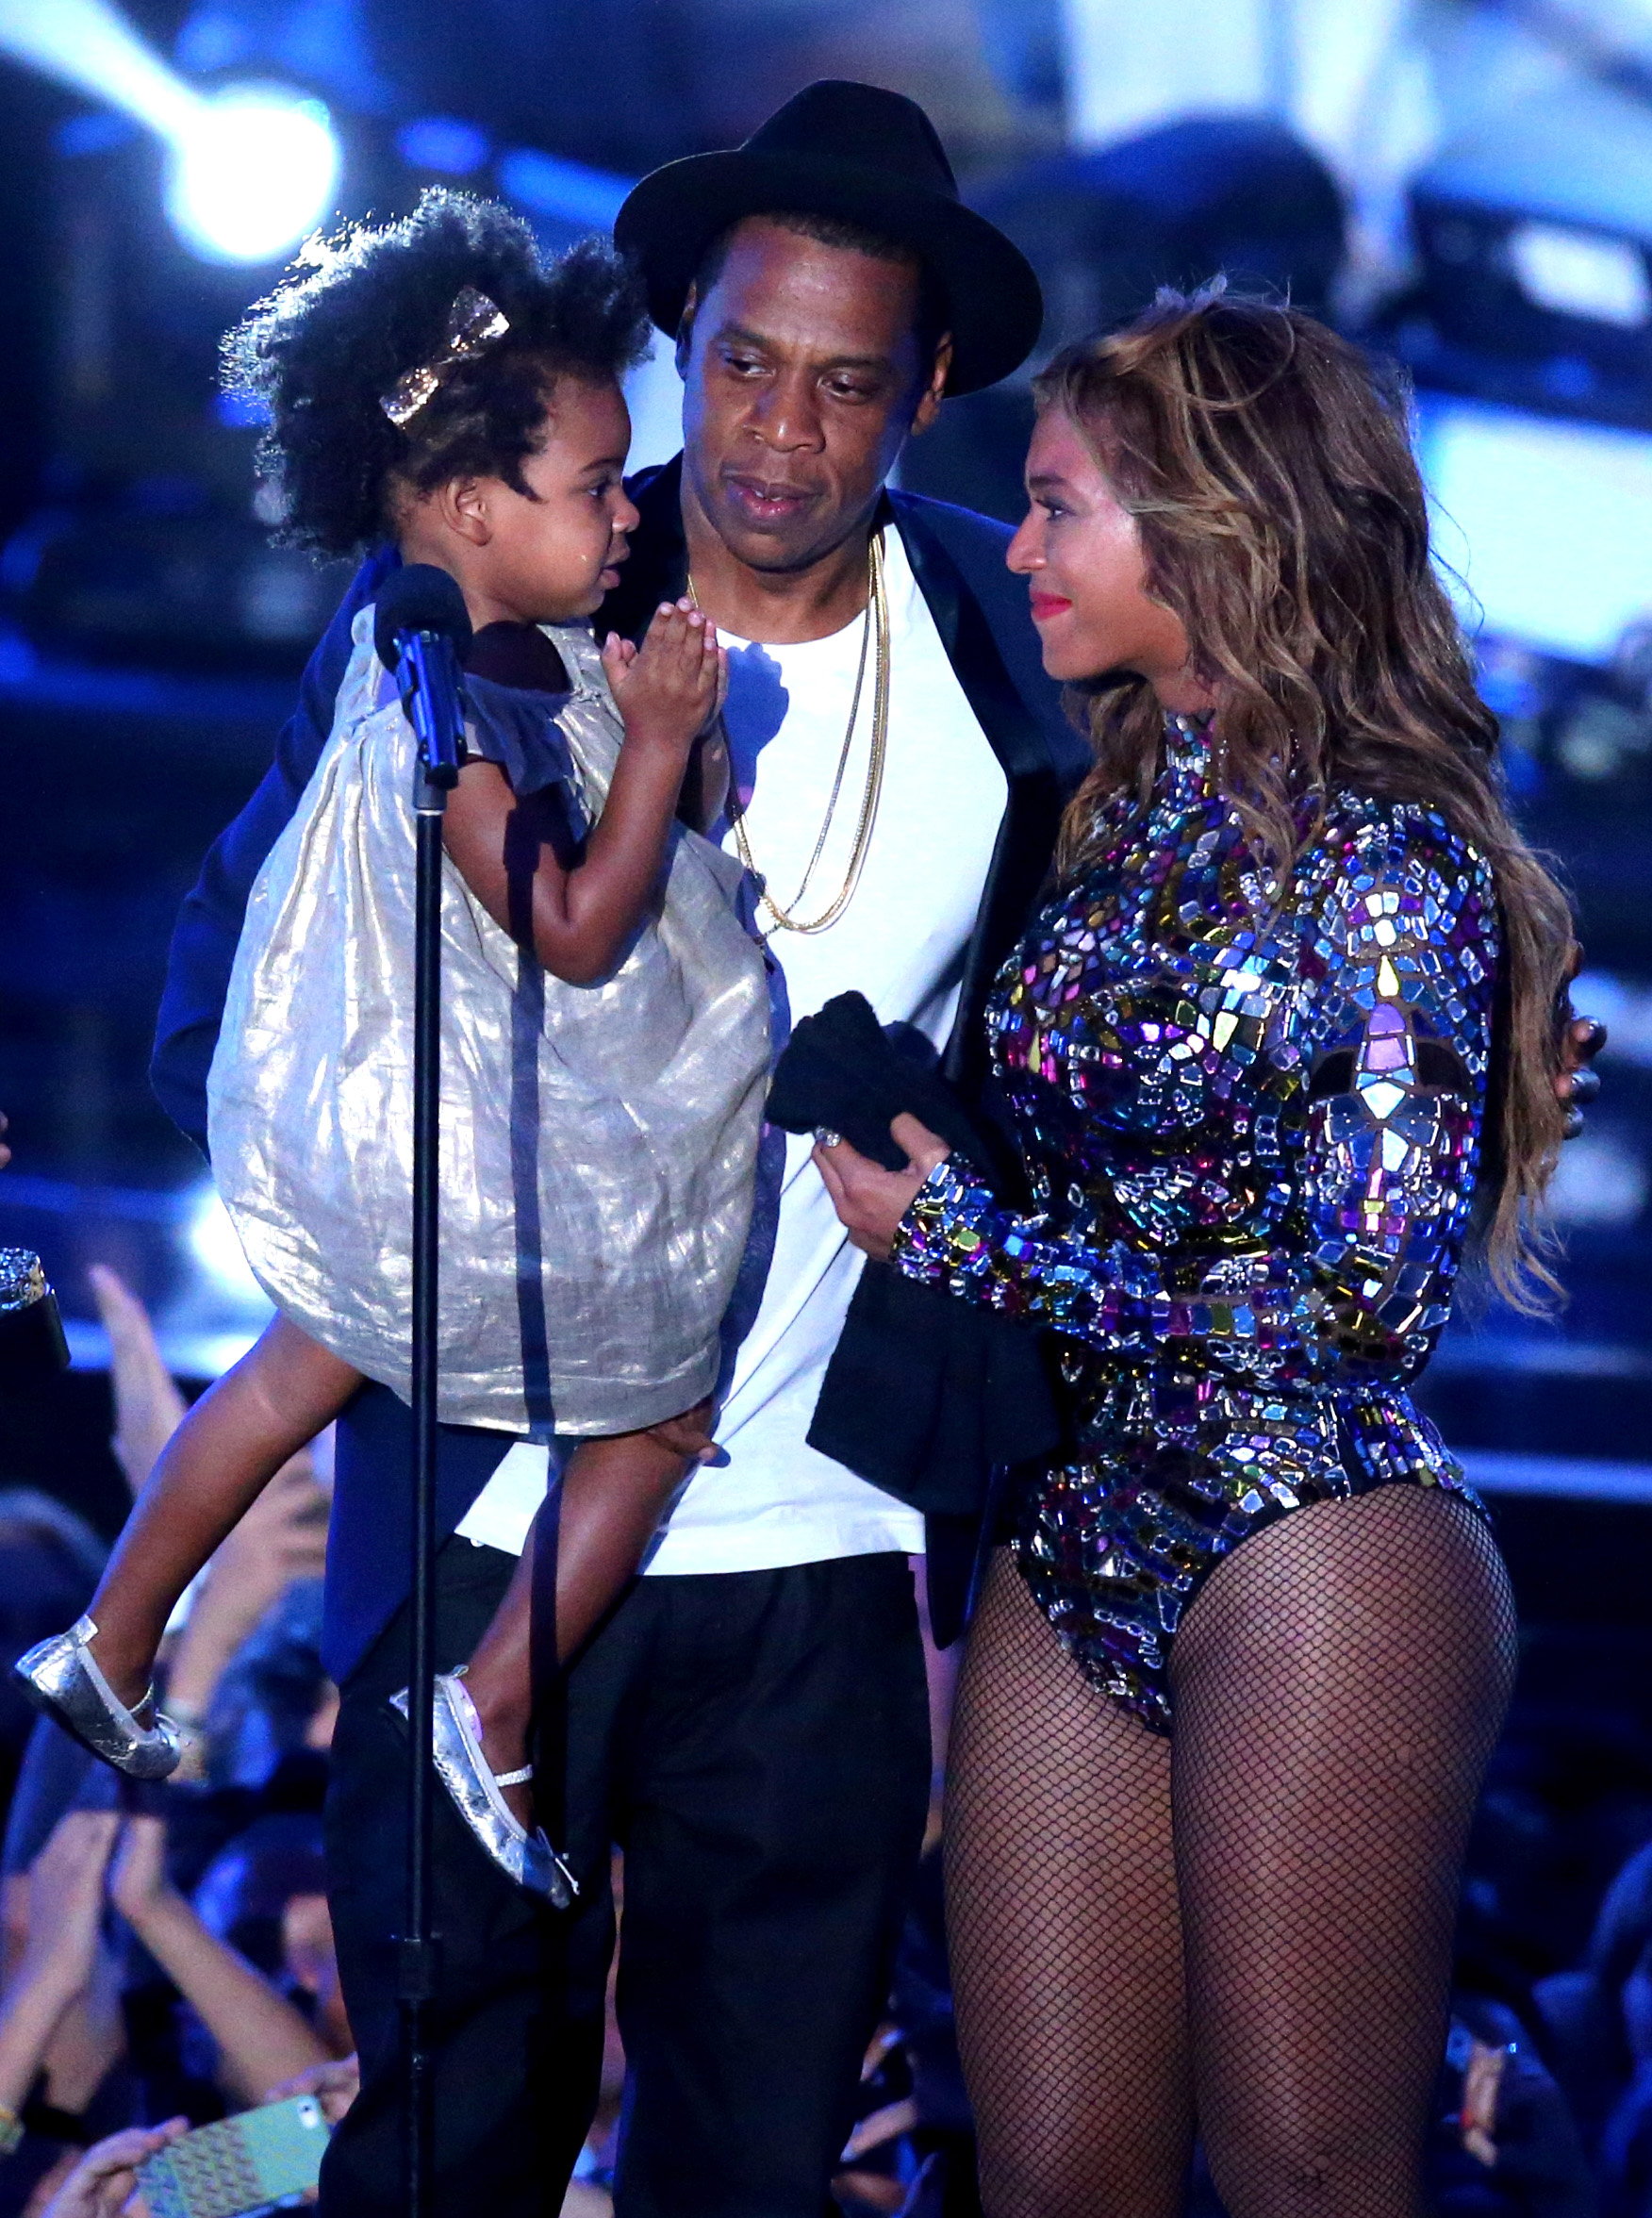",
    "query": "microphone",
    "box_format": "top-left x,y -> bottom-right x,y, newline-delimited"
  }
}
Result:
0,1249 -> 69,1386
373,565 -> 474,792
